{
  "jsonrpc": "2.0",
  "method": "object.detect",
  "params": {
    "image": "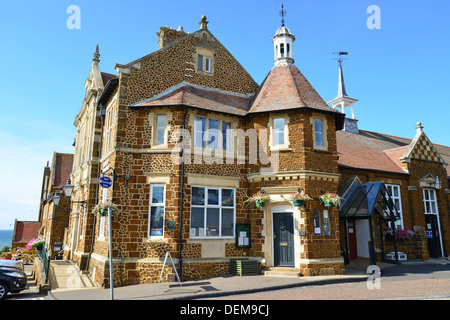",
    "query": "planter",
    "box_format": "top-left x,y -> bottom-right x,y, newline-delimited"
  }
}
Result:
323,201 -> 334,207
256,201 -> 266,208
292,200 -> 304,207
